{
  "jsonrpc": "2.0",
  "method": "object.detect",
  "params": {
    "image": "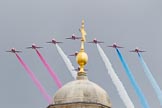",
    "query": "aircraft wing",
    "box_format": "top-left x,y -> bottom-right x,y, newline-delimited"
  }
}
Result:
73,69 -> 79,71
129,50 -> 136,52
36,47 -> 43,48
138,51 -> 146,52
69,54 -> 75,56
56,42 -> 63,43
75,37 -> 81,39
129,50 -> 146,52
6,51 -> 22,53
107,46 -> 123,48
107,46 -> 114,47
6,51 -> 12,52
87,41 -> 94,43
15,51 -> 22,53
26,47 -> 33,49
97,41 -> 104,43
46,42 -> 53,43
116,46 -> 124,48
65,37 -> 72,39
